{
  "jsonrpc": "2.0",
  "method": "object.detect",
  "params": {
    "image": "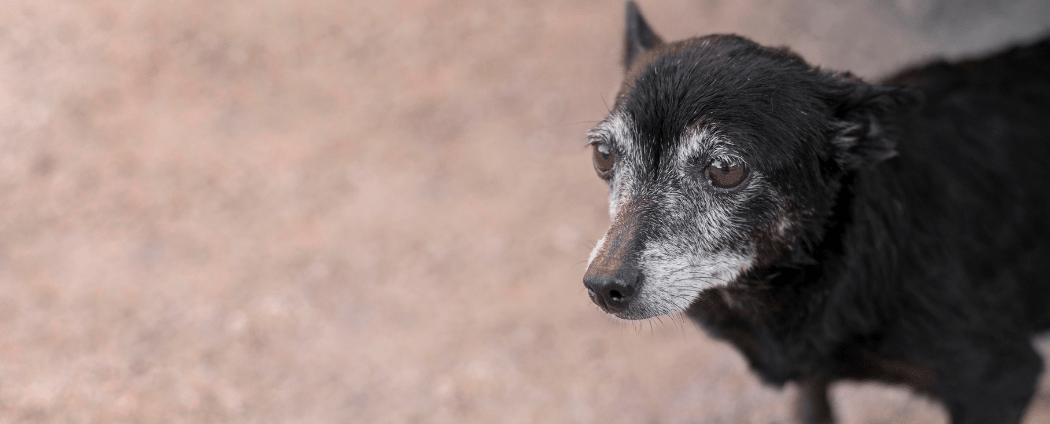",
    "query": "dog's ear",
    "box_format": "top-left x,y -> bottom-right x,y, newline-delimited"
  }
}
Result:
826,73 -> 922,170
623,1 -> 663,72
